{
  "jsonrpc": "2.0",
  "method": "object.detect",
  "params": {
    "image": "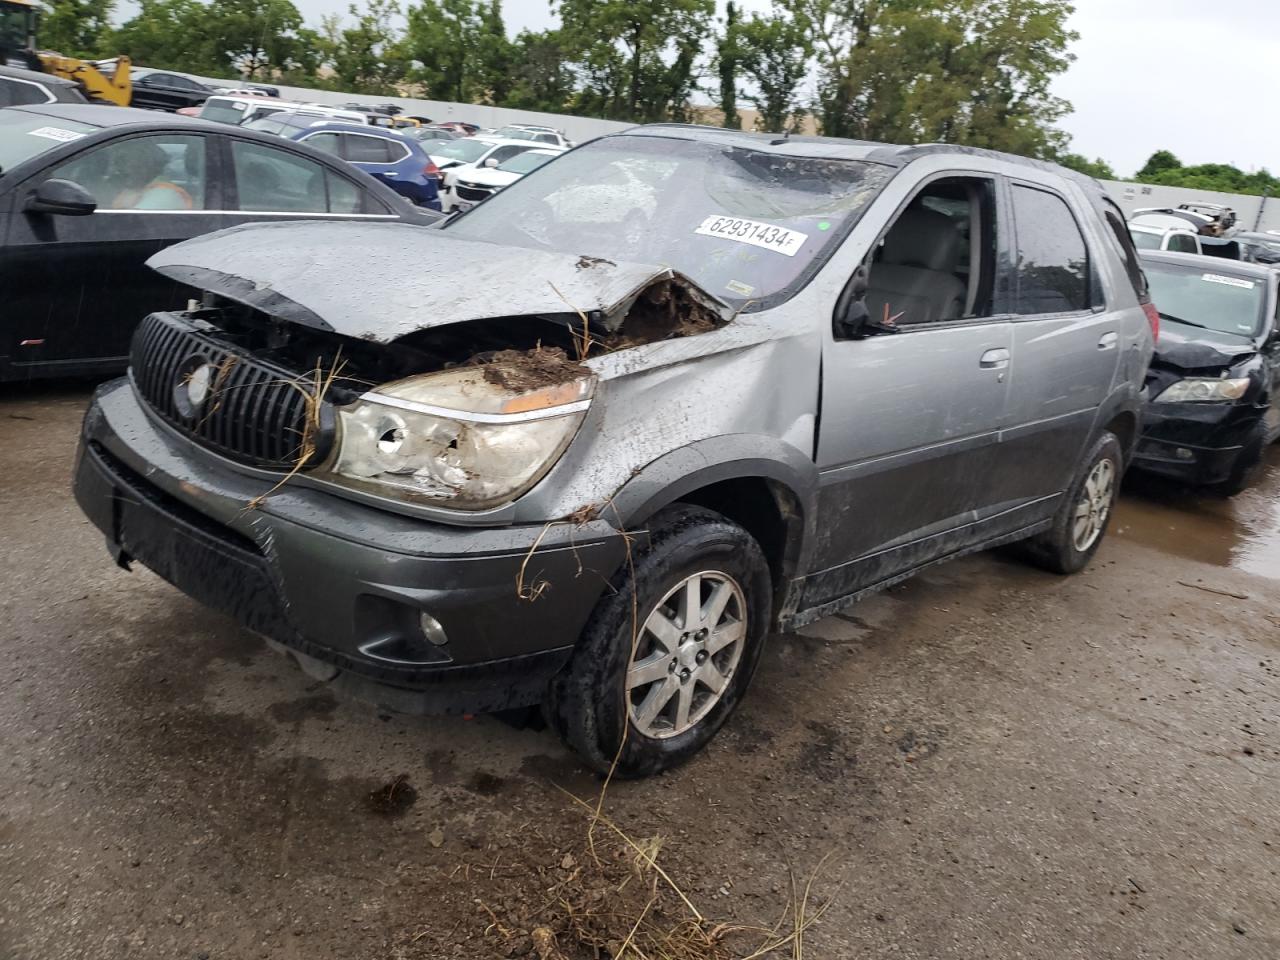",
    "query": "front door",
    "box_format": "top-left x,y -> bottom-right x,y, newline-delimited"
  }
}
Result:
2,132 -> 222,375
804,173 -> 1014,608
